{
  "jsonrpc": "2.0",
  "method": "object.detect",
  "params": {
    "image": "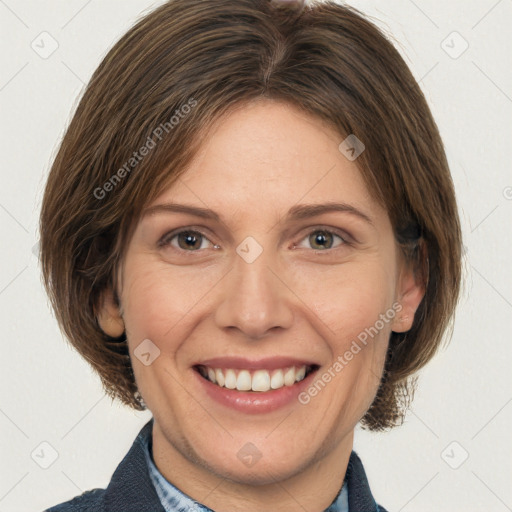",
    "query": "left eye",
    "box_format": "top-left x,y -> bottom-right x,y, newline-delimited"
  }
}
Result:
296,229 -> 347,250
